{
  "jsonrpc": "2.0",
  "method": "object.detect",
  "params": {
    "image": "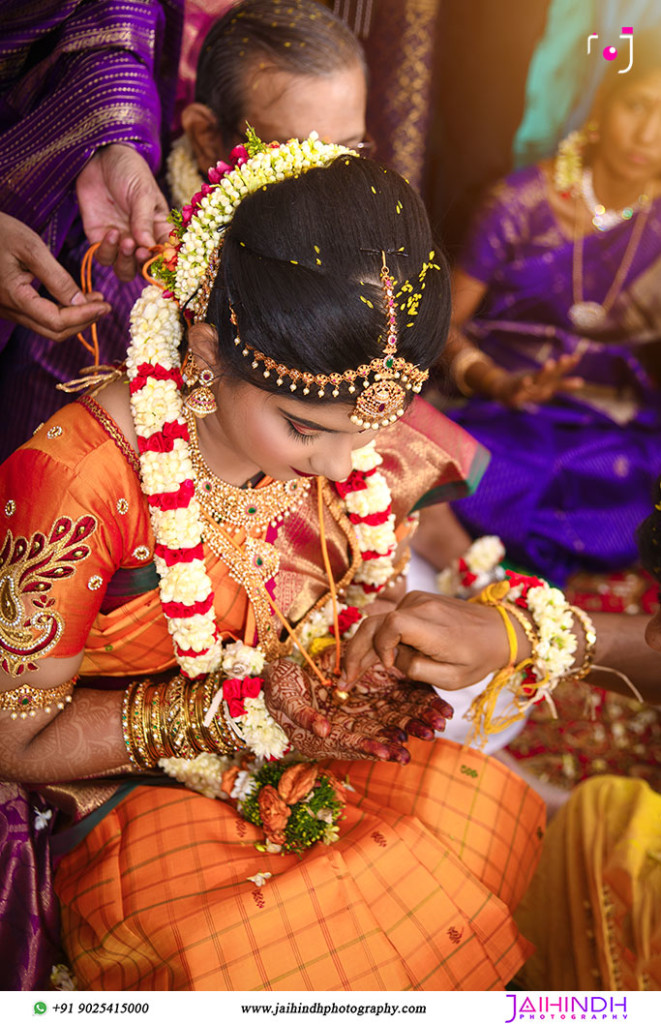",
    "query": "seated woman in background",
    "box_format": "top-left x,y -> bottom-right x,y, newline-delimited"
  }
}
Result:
440,32 -> 661,586
0,139 -> 545,991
